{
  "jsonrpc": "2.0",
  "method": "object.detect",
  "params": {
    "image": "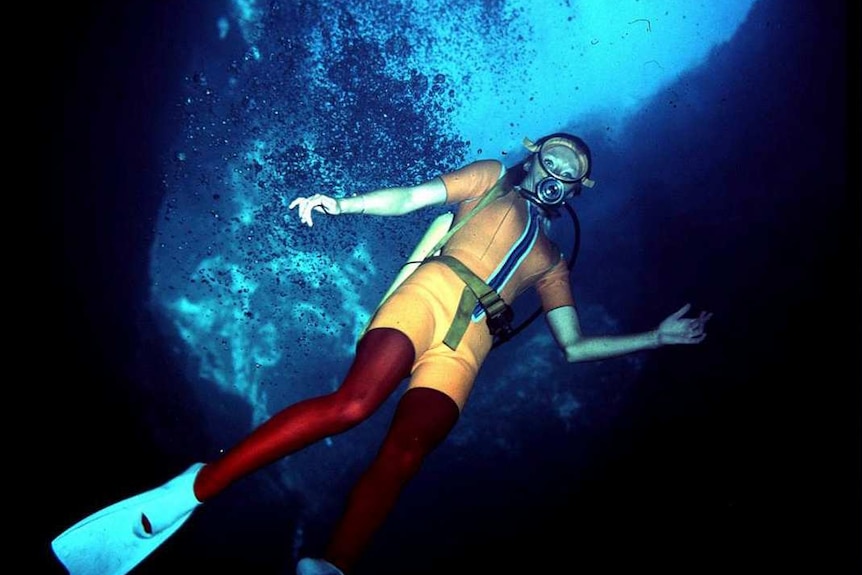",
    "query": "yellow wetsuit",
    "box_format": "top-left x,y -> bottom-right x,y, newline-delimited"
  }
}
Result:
367,159 -> 575,409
